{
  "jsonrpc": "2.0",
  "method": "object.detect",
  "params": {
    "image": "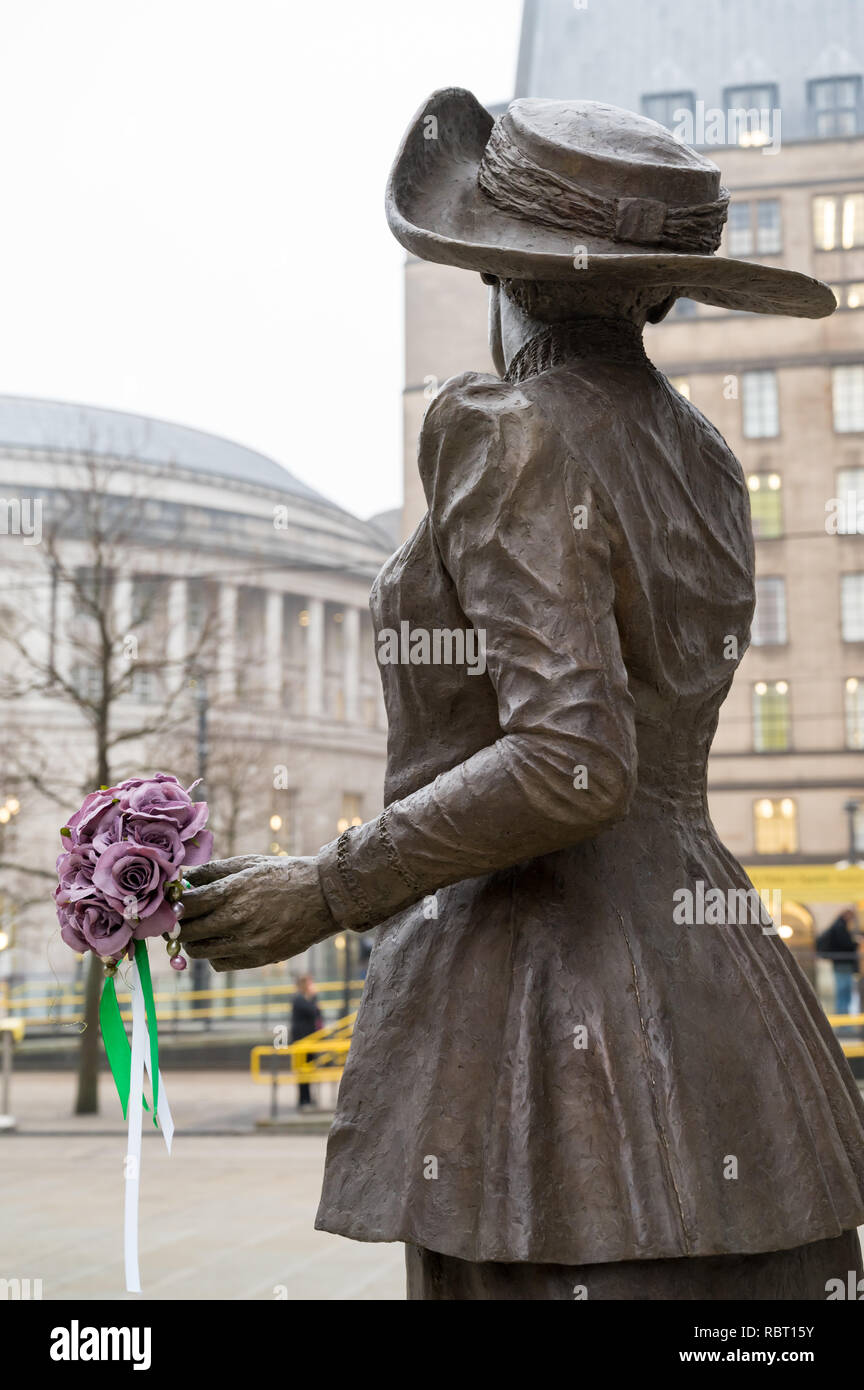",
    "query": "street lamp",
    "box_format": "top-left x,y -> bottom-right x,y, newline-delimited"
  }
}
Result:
835,798 -> 864,871
186,667 -> 209,1015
